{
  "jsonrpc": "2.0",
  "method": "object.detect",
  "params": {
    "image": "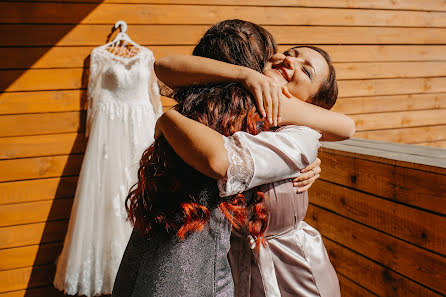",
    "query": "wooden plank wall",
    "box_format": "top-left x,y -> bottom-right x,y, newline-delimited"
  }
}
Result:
0,1 -> 445,296
305,139 -> 446,297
